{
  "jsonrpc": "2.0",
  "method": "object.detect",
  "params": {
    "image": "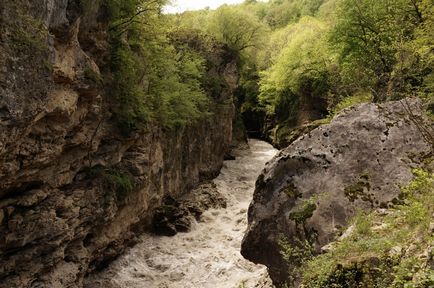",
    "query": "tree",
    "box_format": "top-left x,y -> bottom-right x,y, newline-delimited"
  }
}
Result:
259,17 -> 332,123
388,0 -> 434,101
207,5 -> 266,52
330,0 -> 423,100
106,0 -> 210,133
264,0 -> 326,28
